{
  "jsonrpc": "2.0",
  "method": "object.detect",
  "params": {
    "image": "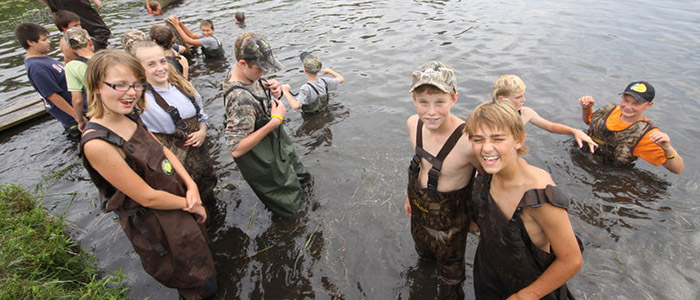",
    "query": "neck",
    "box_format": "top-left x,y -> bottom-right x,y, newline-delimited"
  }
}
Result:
306,73 -> 318,82
230,63 -> 254,84
73,48 -> 94,58
620,113 -> 644,123
150,80 -> 170,89
25,49 -> 45,58
492,156 -> 528,185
